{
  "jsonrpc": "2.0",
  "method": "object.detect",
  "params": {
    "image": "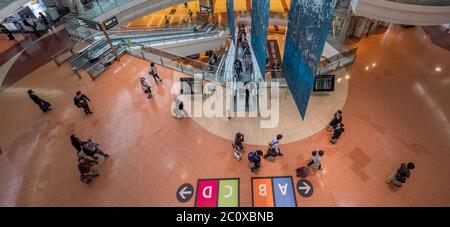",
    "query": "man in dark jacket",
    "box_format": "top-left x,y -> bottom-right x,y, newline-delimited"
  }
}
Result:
330,123 -> 345,144
27,89 -> 52,113
386,162 -> 415,187
249,150 -> 263,172
70,134 -> 82,153
73,91 -> 93,115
